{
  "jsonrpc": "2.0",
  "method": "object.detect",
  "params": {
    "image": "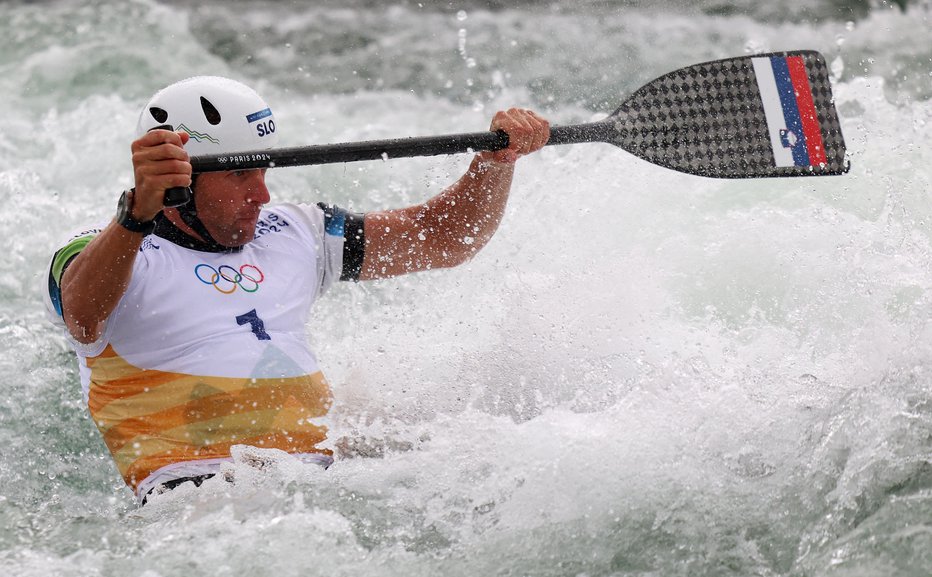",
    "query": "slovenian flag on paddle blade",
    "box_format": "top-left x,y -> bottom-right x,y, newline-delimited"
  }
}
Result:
752,55 -> 828,169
